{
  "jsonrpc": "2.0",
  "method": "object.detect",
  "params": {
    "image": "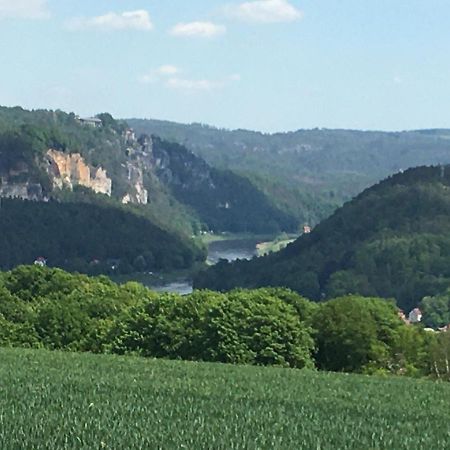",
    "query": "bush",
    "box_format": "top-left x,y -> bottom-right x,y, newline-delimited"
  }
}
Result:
110,288 -> 315,368
312,295 -> 425,374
